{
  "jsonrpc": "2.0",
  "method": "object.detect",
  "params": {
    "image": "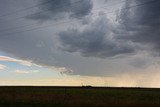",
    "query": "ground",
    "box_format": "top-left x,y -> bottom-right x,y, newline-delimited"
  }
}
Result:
0,86 -> 160,107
